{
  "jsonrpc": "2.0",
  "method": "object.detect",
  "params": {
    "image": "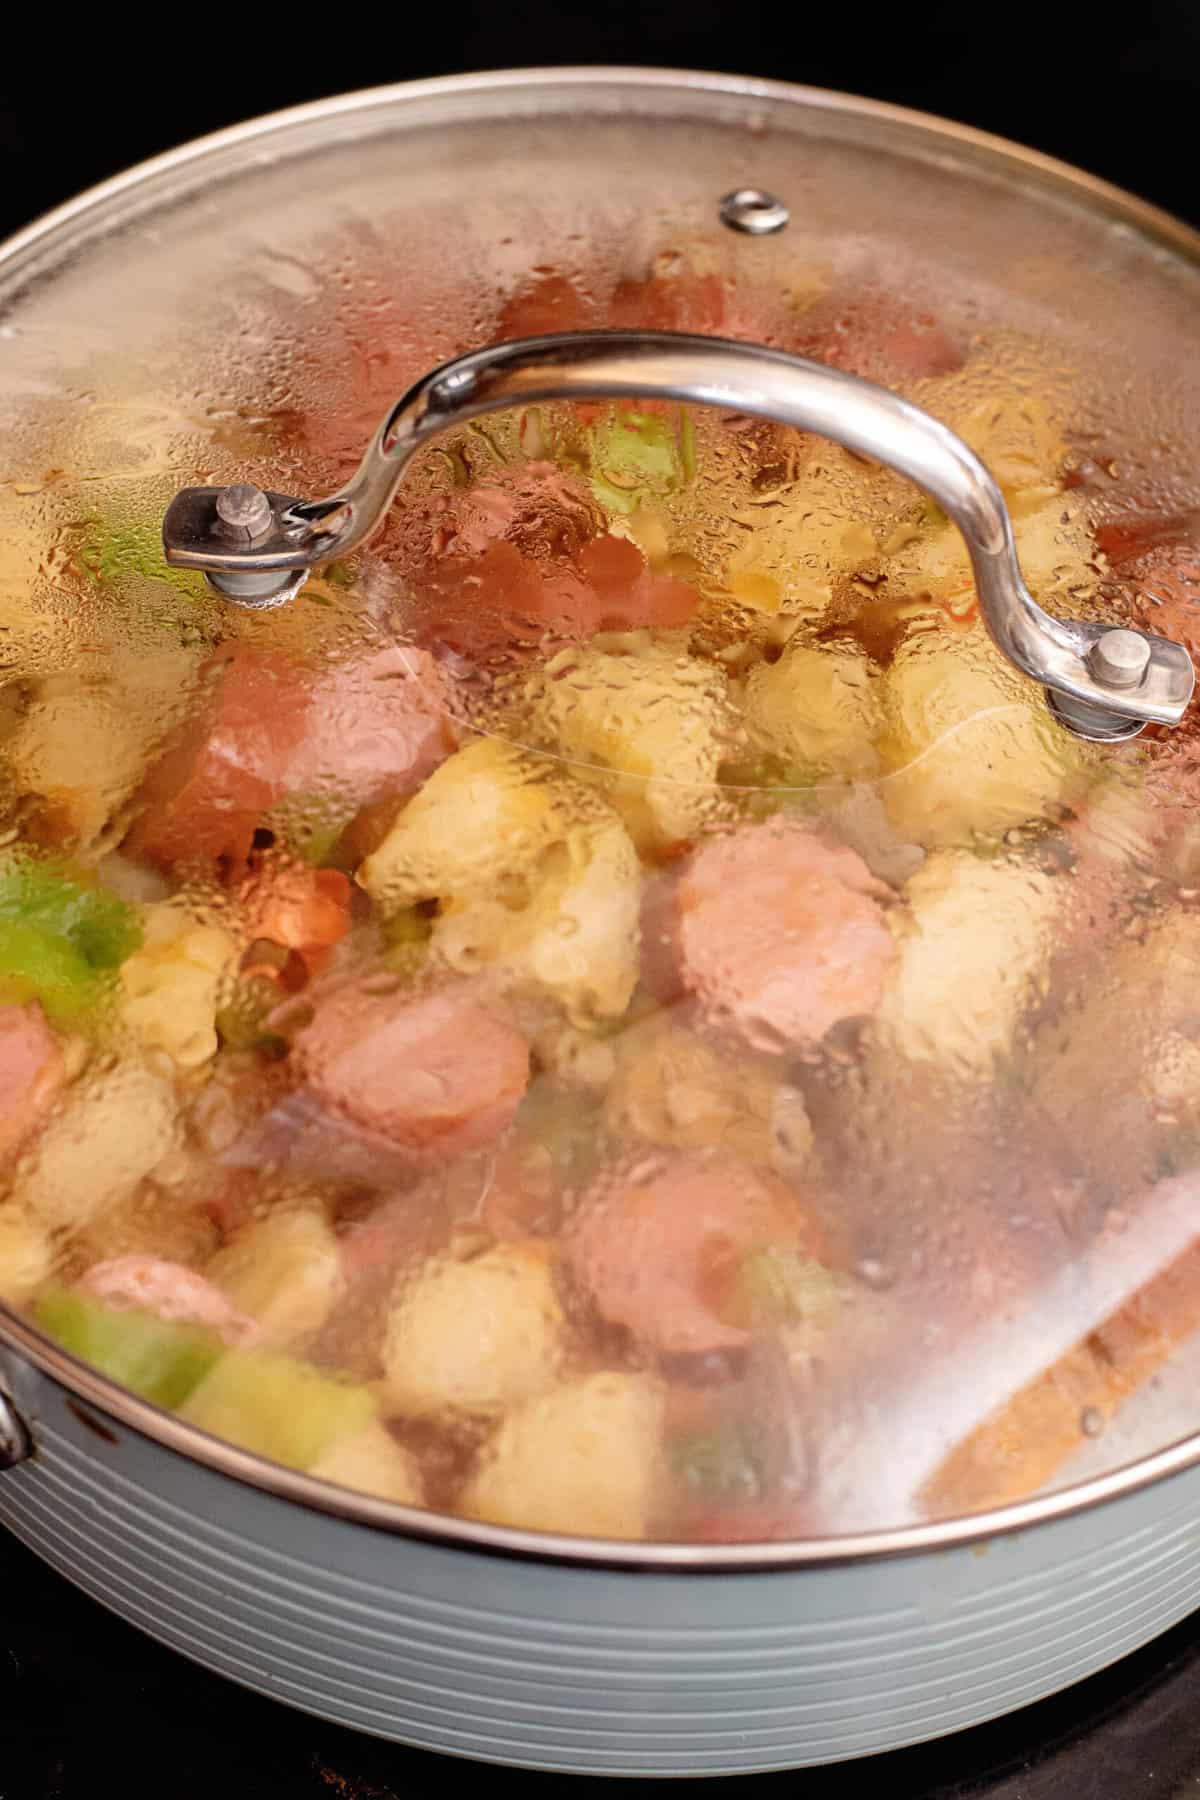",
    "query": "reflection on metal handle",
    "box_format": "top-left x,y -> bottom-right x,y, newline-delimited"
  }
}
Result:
162,330 -> 1195,742
0,1385 -> 31,1470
